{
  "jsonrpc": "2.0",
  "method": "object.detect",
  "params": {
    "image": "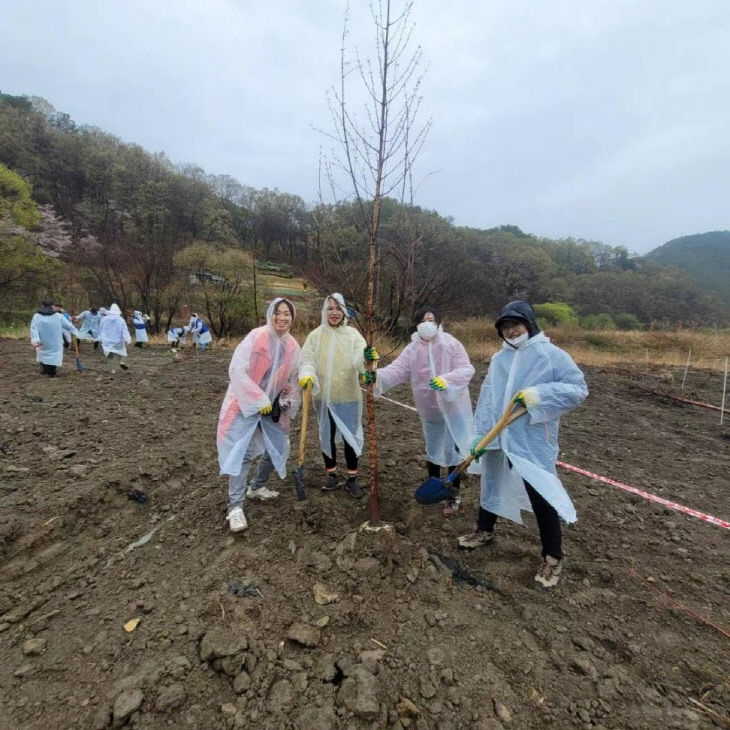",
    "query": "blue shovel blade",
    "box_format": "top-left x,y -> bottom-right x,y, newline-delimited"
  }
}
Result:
414,477 -> 456,505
